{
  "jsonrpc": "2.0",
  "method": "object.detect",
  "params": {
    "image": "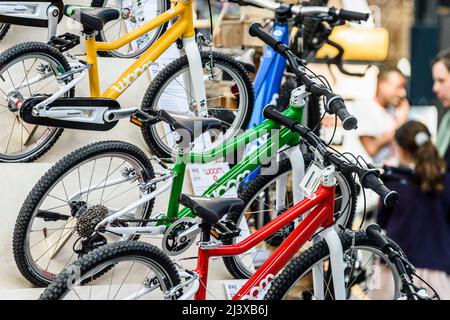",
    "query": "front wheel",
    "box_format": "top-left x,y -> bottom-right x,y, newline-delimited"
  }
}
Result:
265,231 -> 404,300
39,241 -> 181,300
141,51 -> 254,160
223,157 -> 358,279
